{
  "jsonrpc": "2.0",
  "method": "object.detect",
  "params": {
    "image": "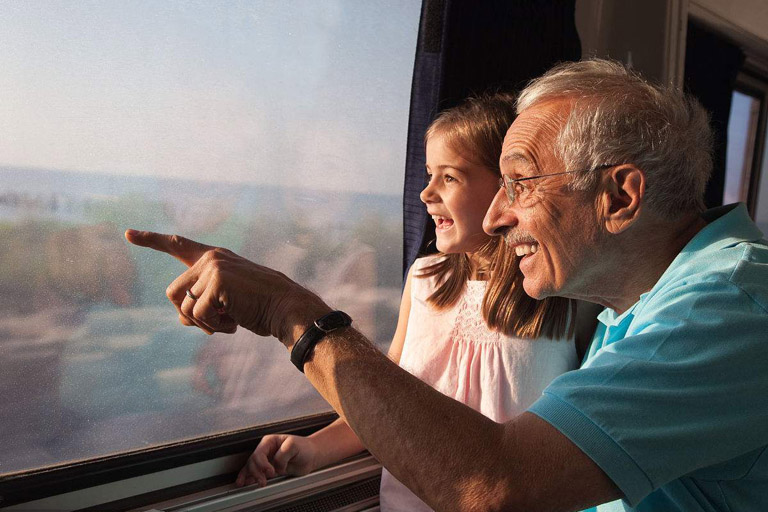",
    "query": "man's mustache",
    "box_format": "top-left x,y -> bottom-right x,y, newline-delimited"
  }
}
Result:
504,230 -> 537,246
